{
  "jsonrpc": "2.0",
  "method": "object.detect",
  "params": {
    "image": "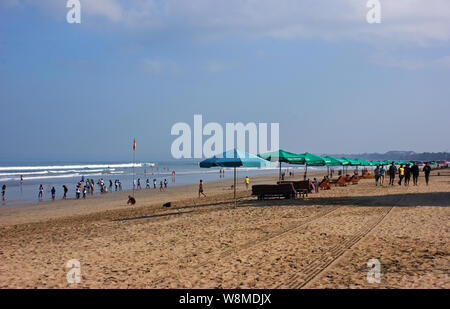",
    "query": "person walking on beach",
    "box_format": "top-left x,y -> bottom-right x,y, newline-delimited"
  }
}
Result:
38,184 -> 44,200
374,166 -> 380,186
199,180 -> 206,198
398,165 -> 405,186
379,166 -> 386,186
1,184 -> 6,201
62,185 -> 68,199
423,163 -> 432,186
164,179 -> 168,189
137,178 -> 141,190
159,181 -> 164,192
411,162 -> 419,186
245,176 -> 250,190
404,165 -> 411,186
109,180 -> 113,190
388,162 -> 397,186
146,179 -> 150,188
153,178 -> 157,189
